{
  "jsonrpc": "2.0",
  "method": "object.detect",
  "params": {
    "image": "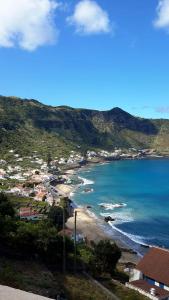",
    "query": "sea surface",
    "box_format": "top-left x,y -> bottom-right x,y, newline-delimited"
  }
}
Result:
72,159 -> 169,254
